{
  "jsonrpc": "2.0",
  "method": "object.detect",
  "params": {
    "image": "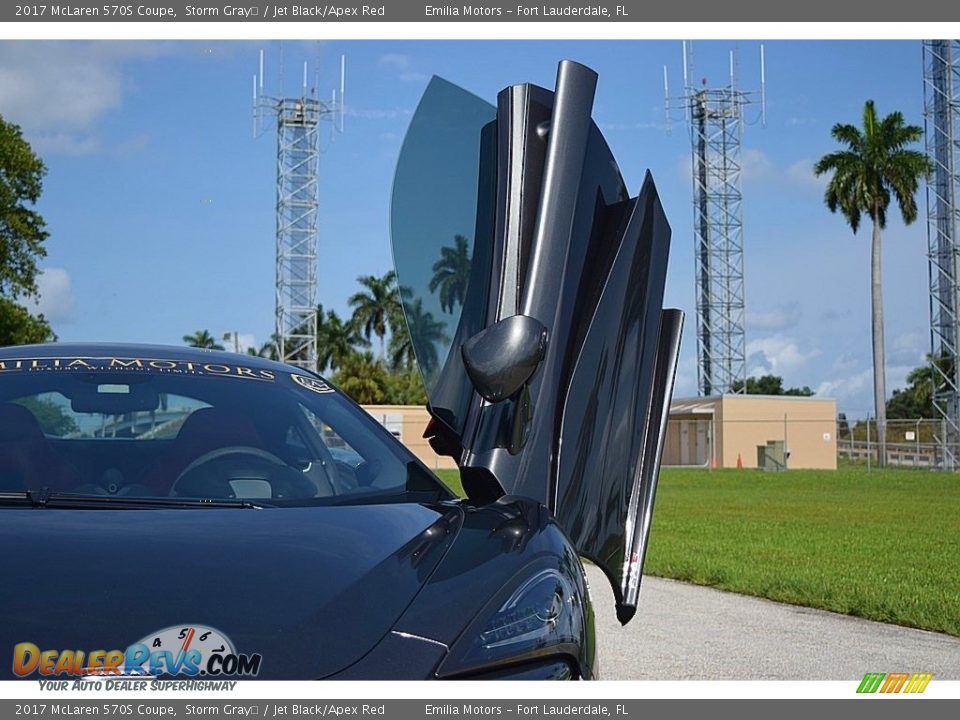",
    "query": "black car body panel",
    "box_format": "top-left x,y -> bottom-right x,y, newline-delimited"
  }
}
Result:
392,61 -> 683,622
328,497 -> 595,680
0,504 -> 458,679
